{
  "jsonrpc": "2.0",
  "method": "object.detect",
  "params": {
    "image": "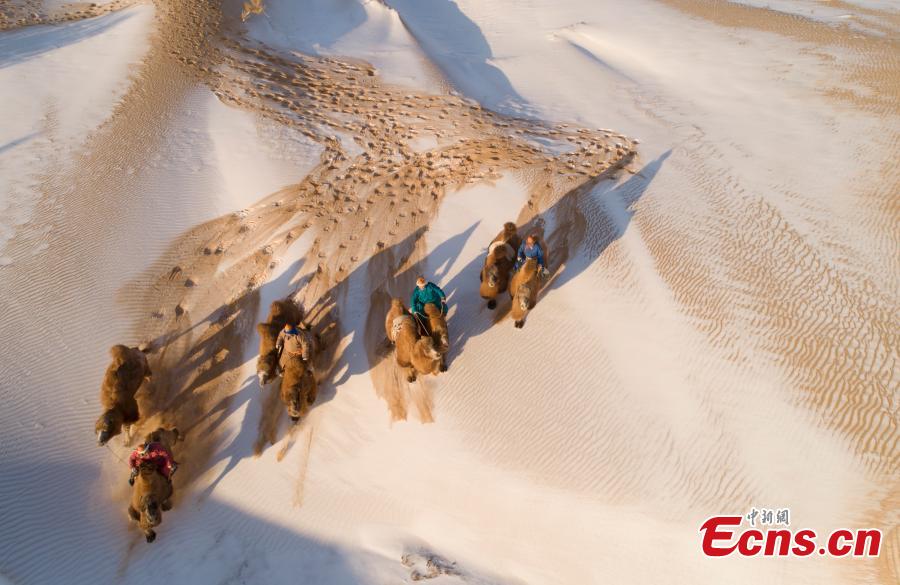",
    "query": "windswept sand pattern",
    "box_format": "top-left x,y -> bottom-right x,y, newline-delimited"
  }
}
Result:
2,0 -> 898,583
0,0 -> 137,30
67,0 -> 640,512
